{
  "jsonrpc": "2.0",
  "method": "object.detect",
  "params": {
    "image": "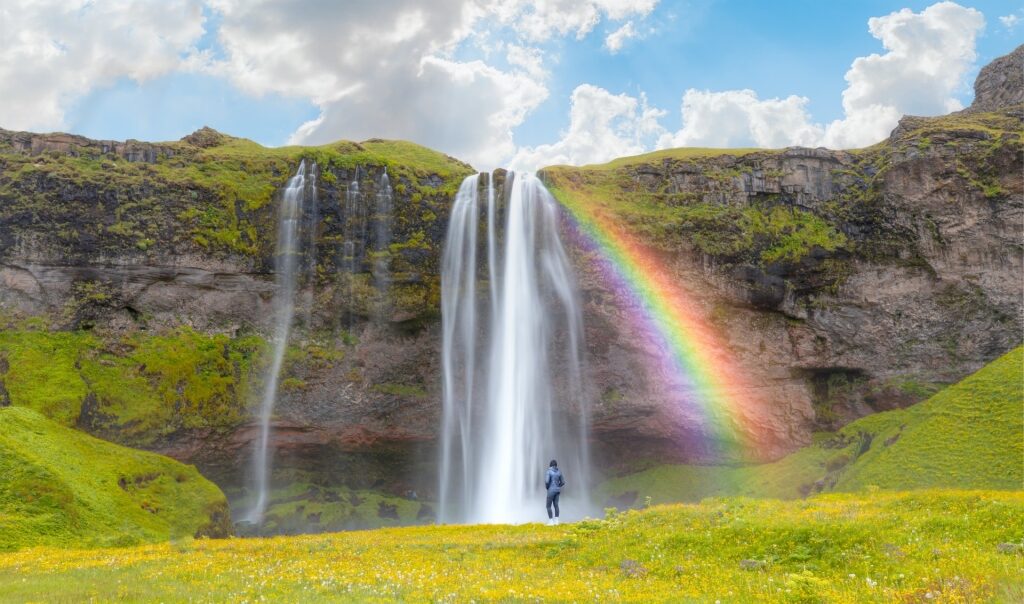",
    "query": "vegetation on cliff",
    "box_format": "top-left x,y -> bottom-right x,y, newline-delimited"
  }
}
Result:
0,128 -> 472,258
598,346 -> 1024,506
544,107 -> 1021,294
0,407 -> 229,552
0,322 -> 263,442
2,490 -> 1021,602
